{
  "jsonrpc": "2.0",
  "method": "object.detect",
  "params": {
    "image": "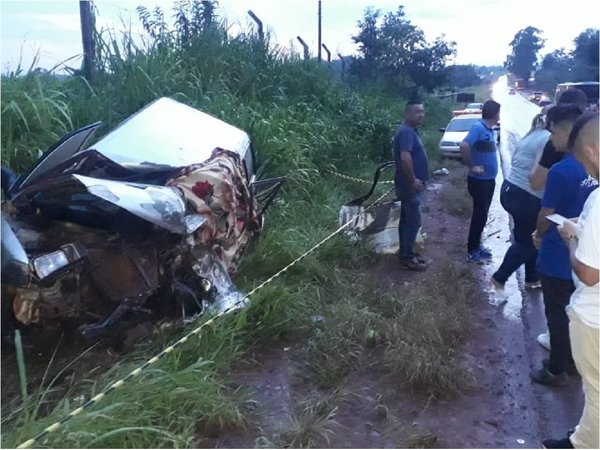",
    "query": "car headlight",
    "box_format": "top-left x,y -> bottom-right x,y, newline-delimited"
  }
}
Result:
32,243 -> 86,280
